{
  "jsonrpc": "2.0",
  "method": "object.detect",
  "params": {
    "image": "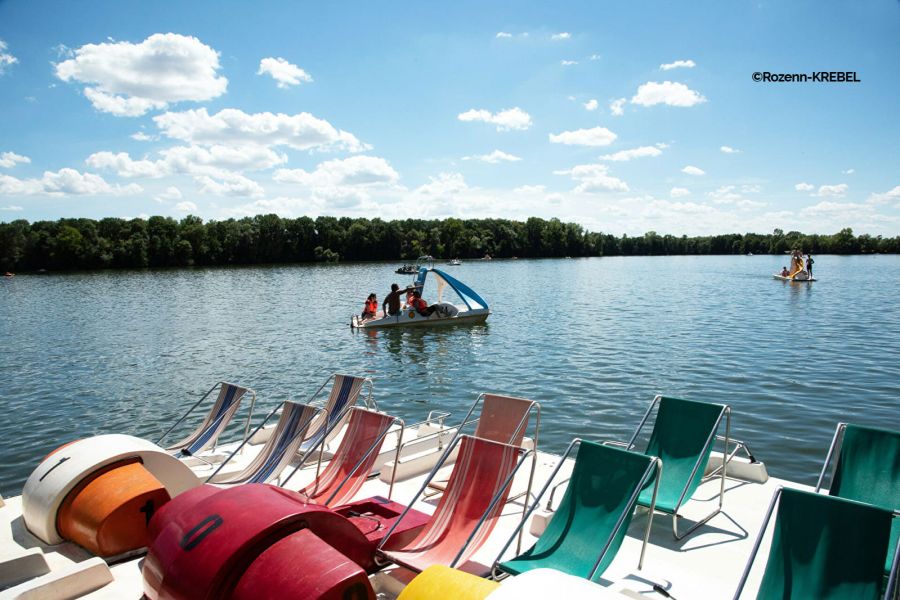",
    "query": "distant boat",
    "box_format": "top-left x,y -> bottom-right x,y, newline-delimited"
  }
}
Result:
747,252 -> 754,256
447,258 -> 462,266
395,265 -> 417,275
3,272 -> 13,277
